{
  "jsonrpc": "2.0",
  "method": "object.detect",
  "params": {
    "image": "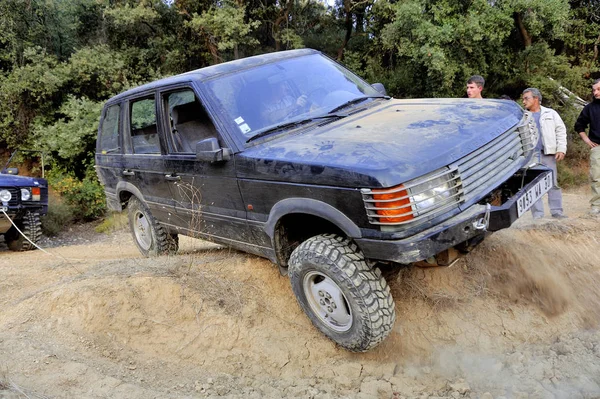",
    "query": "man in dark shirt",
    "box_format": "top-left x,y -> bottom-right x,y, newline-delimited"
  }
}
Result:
574,78 -> 600,216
